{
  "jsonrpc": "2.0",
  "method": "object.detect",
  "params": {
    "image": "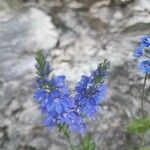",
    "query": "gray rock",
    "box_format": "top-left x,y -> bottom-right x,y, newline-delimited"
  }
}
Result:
0,7 -> 59,53
49,143 -> 66,150
17,100 -> 41,125
66,1 -> 85,9
86,0 -> 150,32
0,7 -> 59,81
5,100 -> 21,115
28,136 -> 49,149
121,0 -> 150,31
0,55 -> 35,80
90,3 -> 111,25
112,0 -> 134,6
